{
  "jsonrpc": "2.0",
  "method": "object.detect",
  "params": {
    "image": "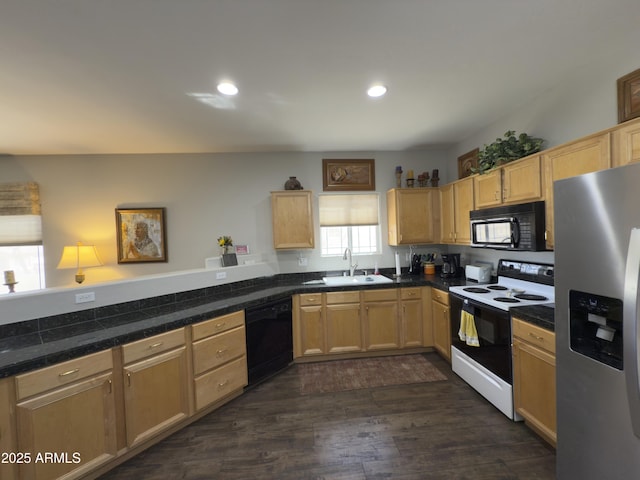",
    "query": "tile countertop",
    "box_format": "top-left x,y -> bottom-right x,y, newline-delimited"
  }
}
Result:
0,272 -> 550,379
510,304 -> 555,332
